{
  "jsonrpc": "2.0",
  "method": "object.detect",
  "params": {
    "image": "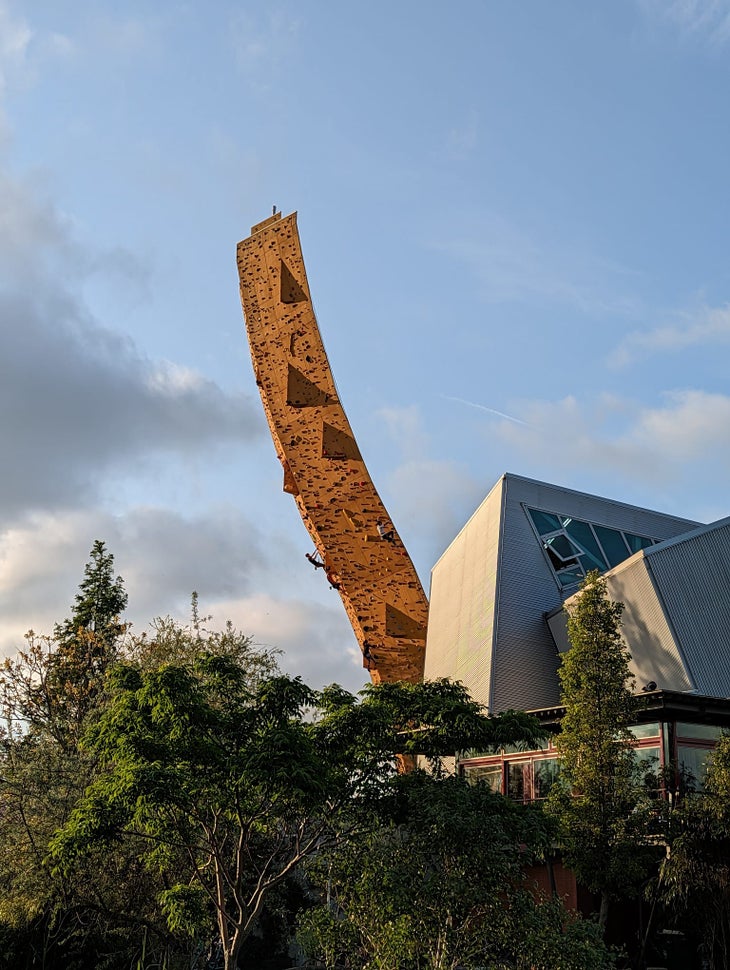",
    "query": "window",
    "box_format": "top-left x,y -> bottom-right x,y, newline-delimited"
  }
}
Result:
505,757 -> 561,802
525,505 -> 658,589
507,761 -> 532,802
463,763 -> 502,793
533,758 -> 561,799
677,745 -> 711,791
629,722 -> 661,740
676,722 -> 725,742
